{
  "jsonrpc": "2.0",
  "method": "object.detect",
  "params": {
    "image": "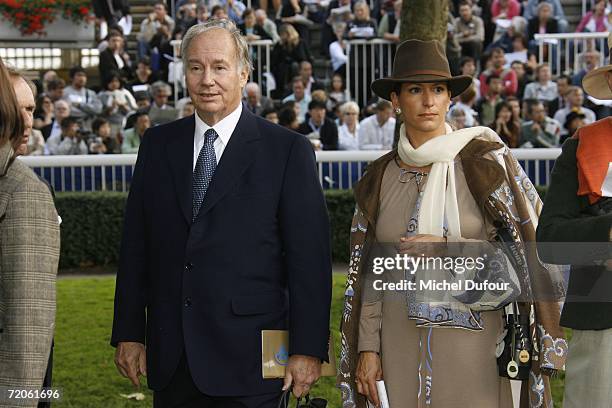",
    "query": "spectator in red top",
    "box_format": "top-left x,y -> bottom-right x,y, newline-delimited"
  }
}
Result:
491,0 -> 521,22
479,47 -> 518,97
